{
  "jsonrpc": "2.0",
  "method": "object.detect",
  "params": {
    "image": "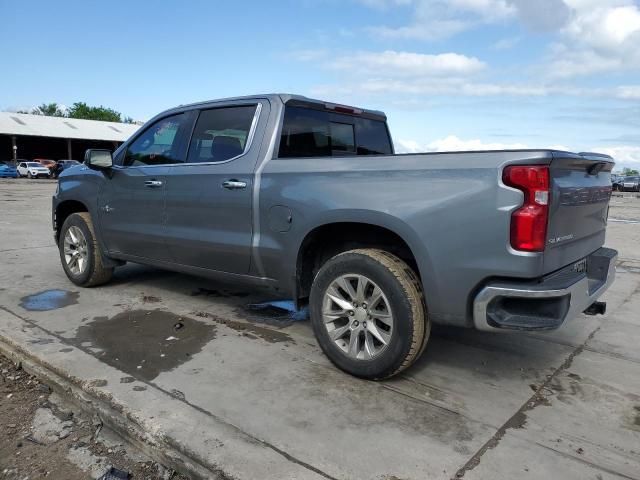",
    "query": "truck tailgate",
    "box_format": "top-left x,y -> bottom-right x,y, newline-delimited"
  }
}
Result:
544,152 -> 614,274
